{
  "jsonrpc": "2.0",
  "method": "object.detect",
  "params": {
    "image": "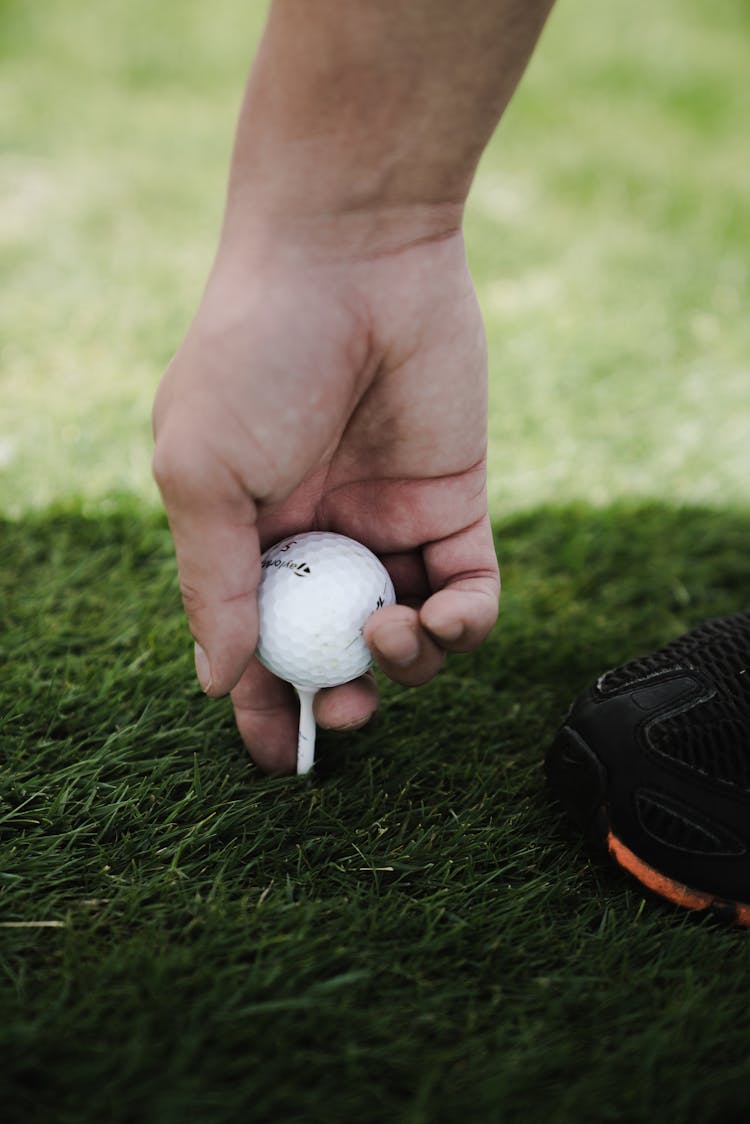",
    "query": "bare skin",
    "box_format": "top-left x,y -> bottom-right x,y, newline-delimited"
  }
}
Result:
152,0 -> 555,773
